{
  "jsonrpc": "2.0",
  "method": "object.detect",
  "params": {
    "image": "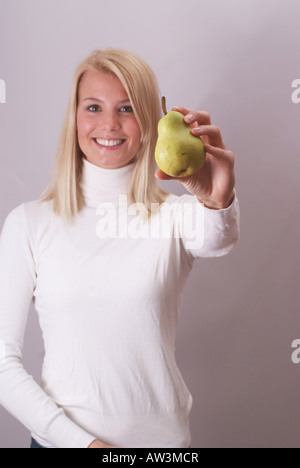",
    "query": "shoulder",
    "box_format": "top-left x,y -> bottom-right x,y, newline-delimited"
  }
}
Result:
1,199 -> 55,239
23,198 -> 54,221
4,198 -> 52,223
